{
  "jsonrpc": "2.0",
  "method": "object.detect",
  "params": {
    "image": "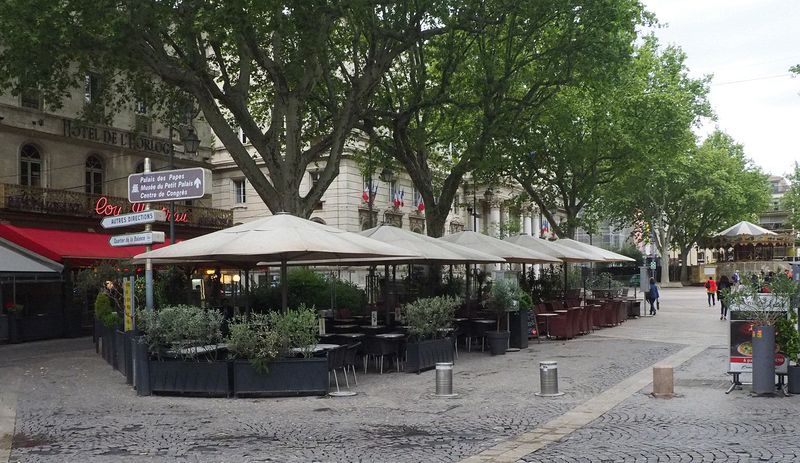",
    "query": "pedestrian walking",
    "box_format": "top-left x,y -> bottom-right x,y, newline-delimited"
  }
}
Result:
705,276 -> 717,306
717,275 -> 731,320
647,278 -> 659,315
